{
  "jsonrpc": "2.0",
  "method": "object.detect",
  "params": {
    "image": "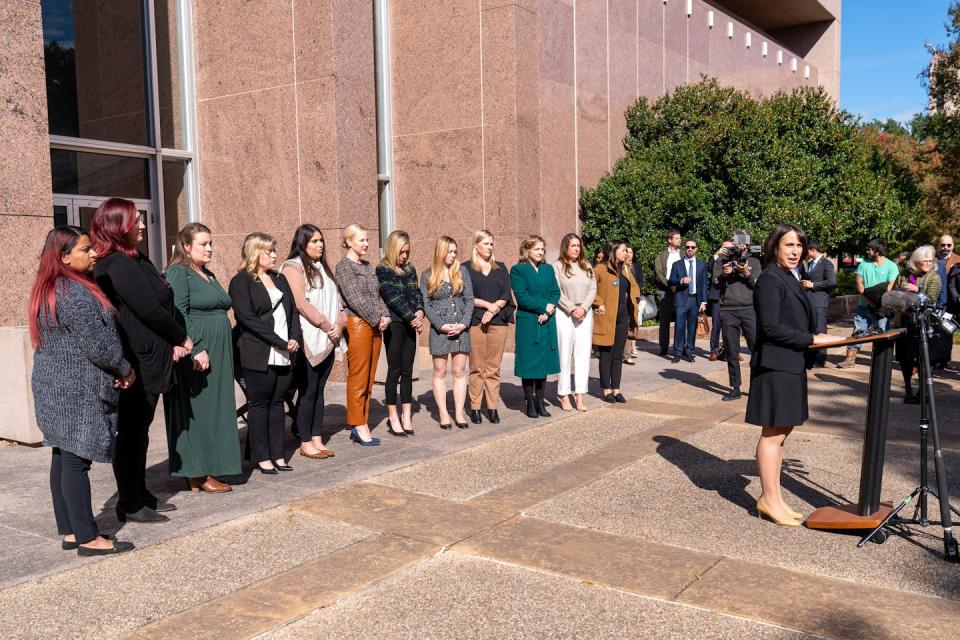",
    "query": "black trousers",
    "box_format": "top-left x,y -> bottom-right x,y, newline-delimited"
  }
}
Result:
598,312 -> 629,390
114,377 -> 159,514
51,448 -> 98,543
295,352 -> 335,443
720,307 -> 756,390
658,291 -> 675,352
813,306 -> 828,365
708,300 -> 722,353
244,365 -> 293,462
384,320 -> 417,405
